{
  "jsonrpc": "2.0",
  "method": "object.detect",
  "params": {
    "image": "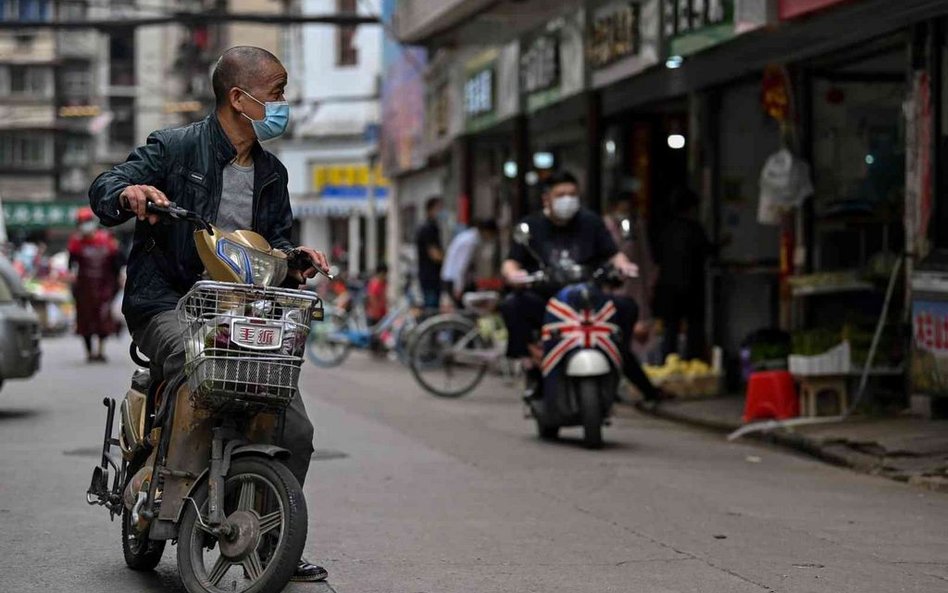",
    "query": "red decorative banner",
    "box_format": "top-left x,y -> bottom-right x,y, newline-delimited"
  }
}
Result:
761,64 -> 792,123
